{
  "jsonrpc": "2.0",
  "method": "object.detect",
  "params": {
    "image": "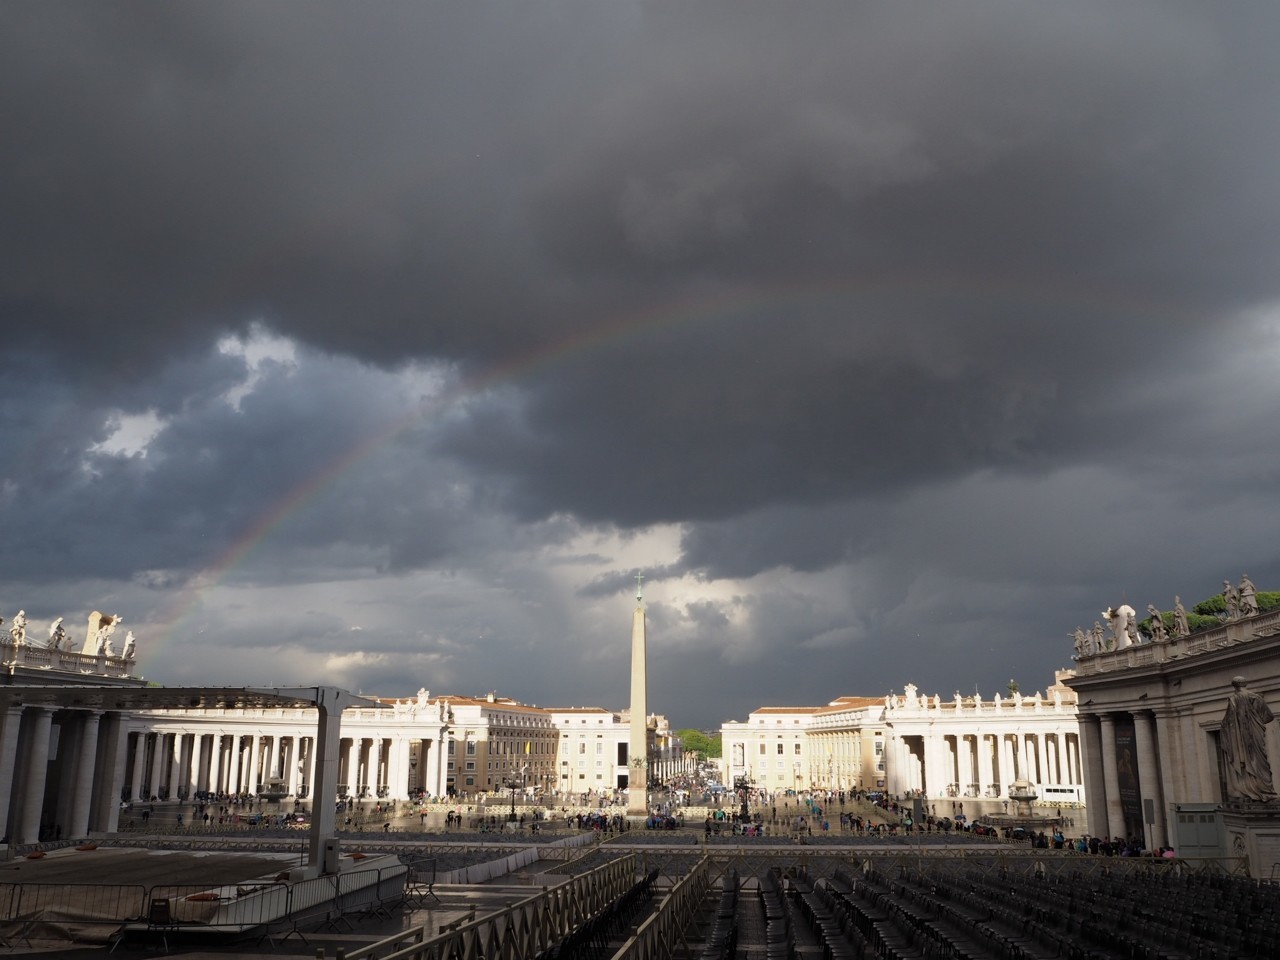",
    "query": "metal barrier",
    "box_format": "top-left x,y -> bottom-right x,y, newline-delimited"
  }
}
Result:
329,853 -> 637,960
610,856 -> 712,960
